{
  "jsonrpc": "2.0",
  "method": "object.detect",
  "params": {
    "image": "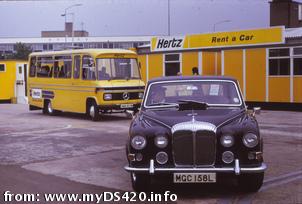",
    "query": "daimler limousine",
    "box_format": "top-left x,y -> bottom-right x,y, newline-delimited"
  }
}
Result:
125,76 -> 266,192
